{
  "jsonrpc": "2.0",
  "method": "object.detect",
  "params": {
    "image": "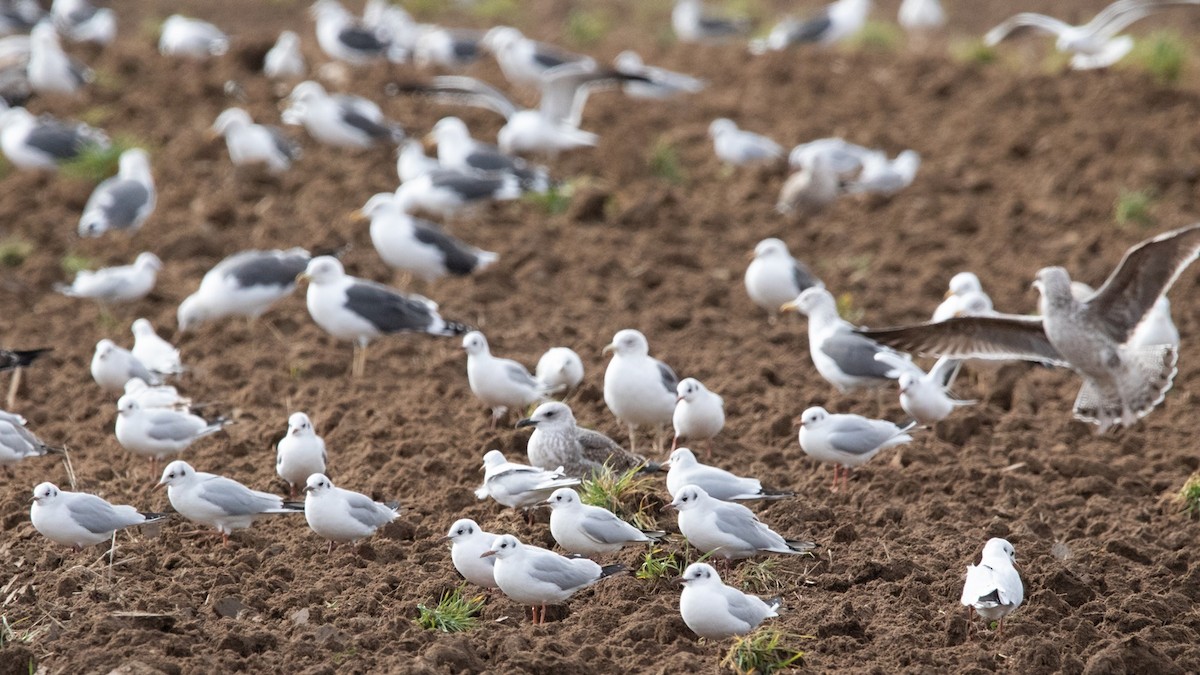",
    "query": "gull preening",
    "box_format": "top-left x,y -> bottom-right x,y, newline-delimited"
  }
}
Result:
518,402 -> 653,479
859,224 -> 1200,432
664,448 -> 793,502
961,538 -> 1024,635
482,534 -> 625,624
535,347 -> 584,395
91,339 -> 159,391
798,406 -> 916,491
211,108 -> 301,174
678,563 -> 781,639
56,252 -> 161,303
475,449 -> 580,510
130,318 -> 184,378
31,482 -> 165,550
